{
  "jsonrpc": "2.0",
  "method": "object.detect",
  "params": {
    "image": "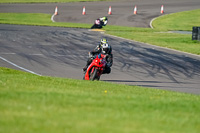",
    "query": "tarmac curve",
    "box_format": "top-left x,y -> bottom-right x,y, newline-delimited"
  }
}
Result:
0,0 -> 200,94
